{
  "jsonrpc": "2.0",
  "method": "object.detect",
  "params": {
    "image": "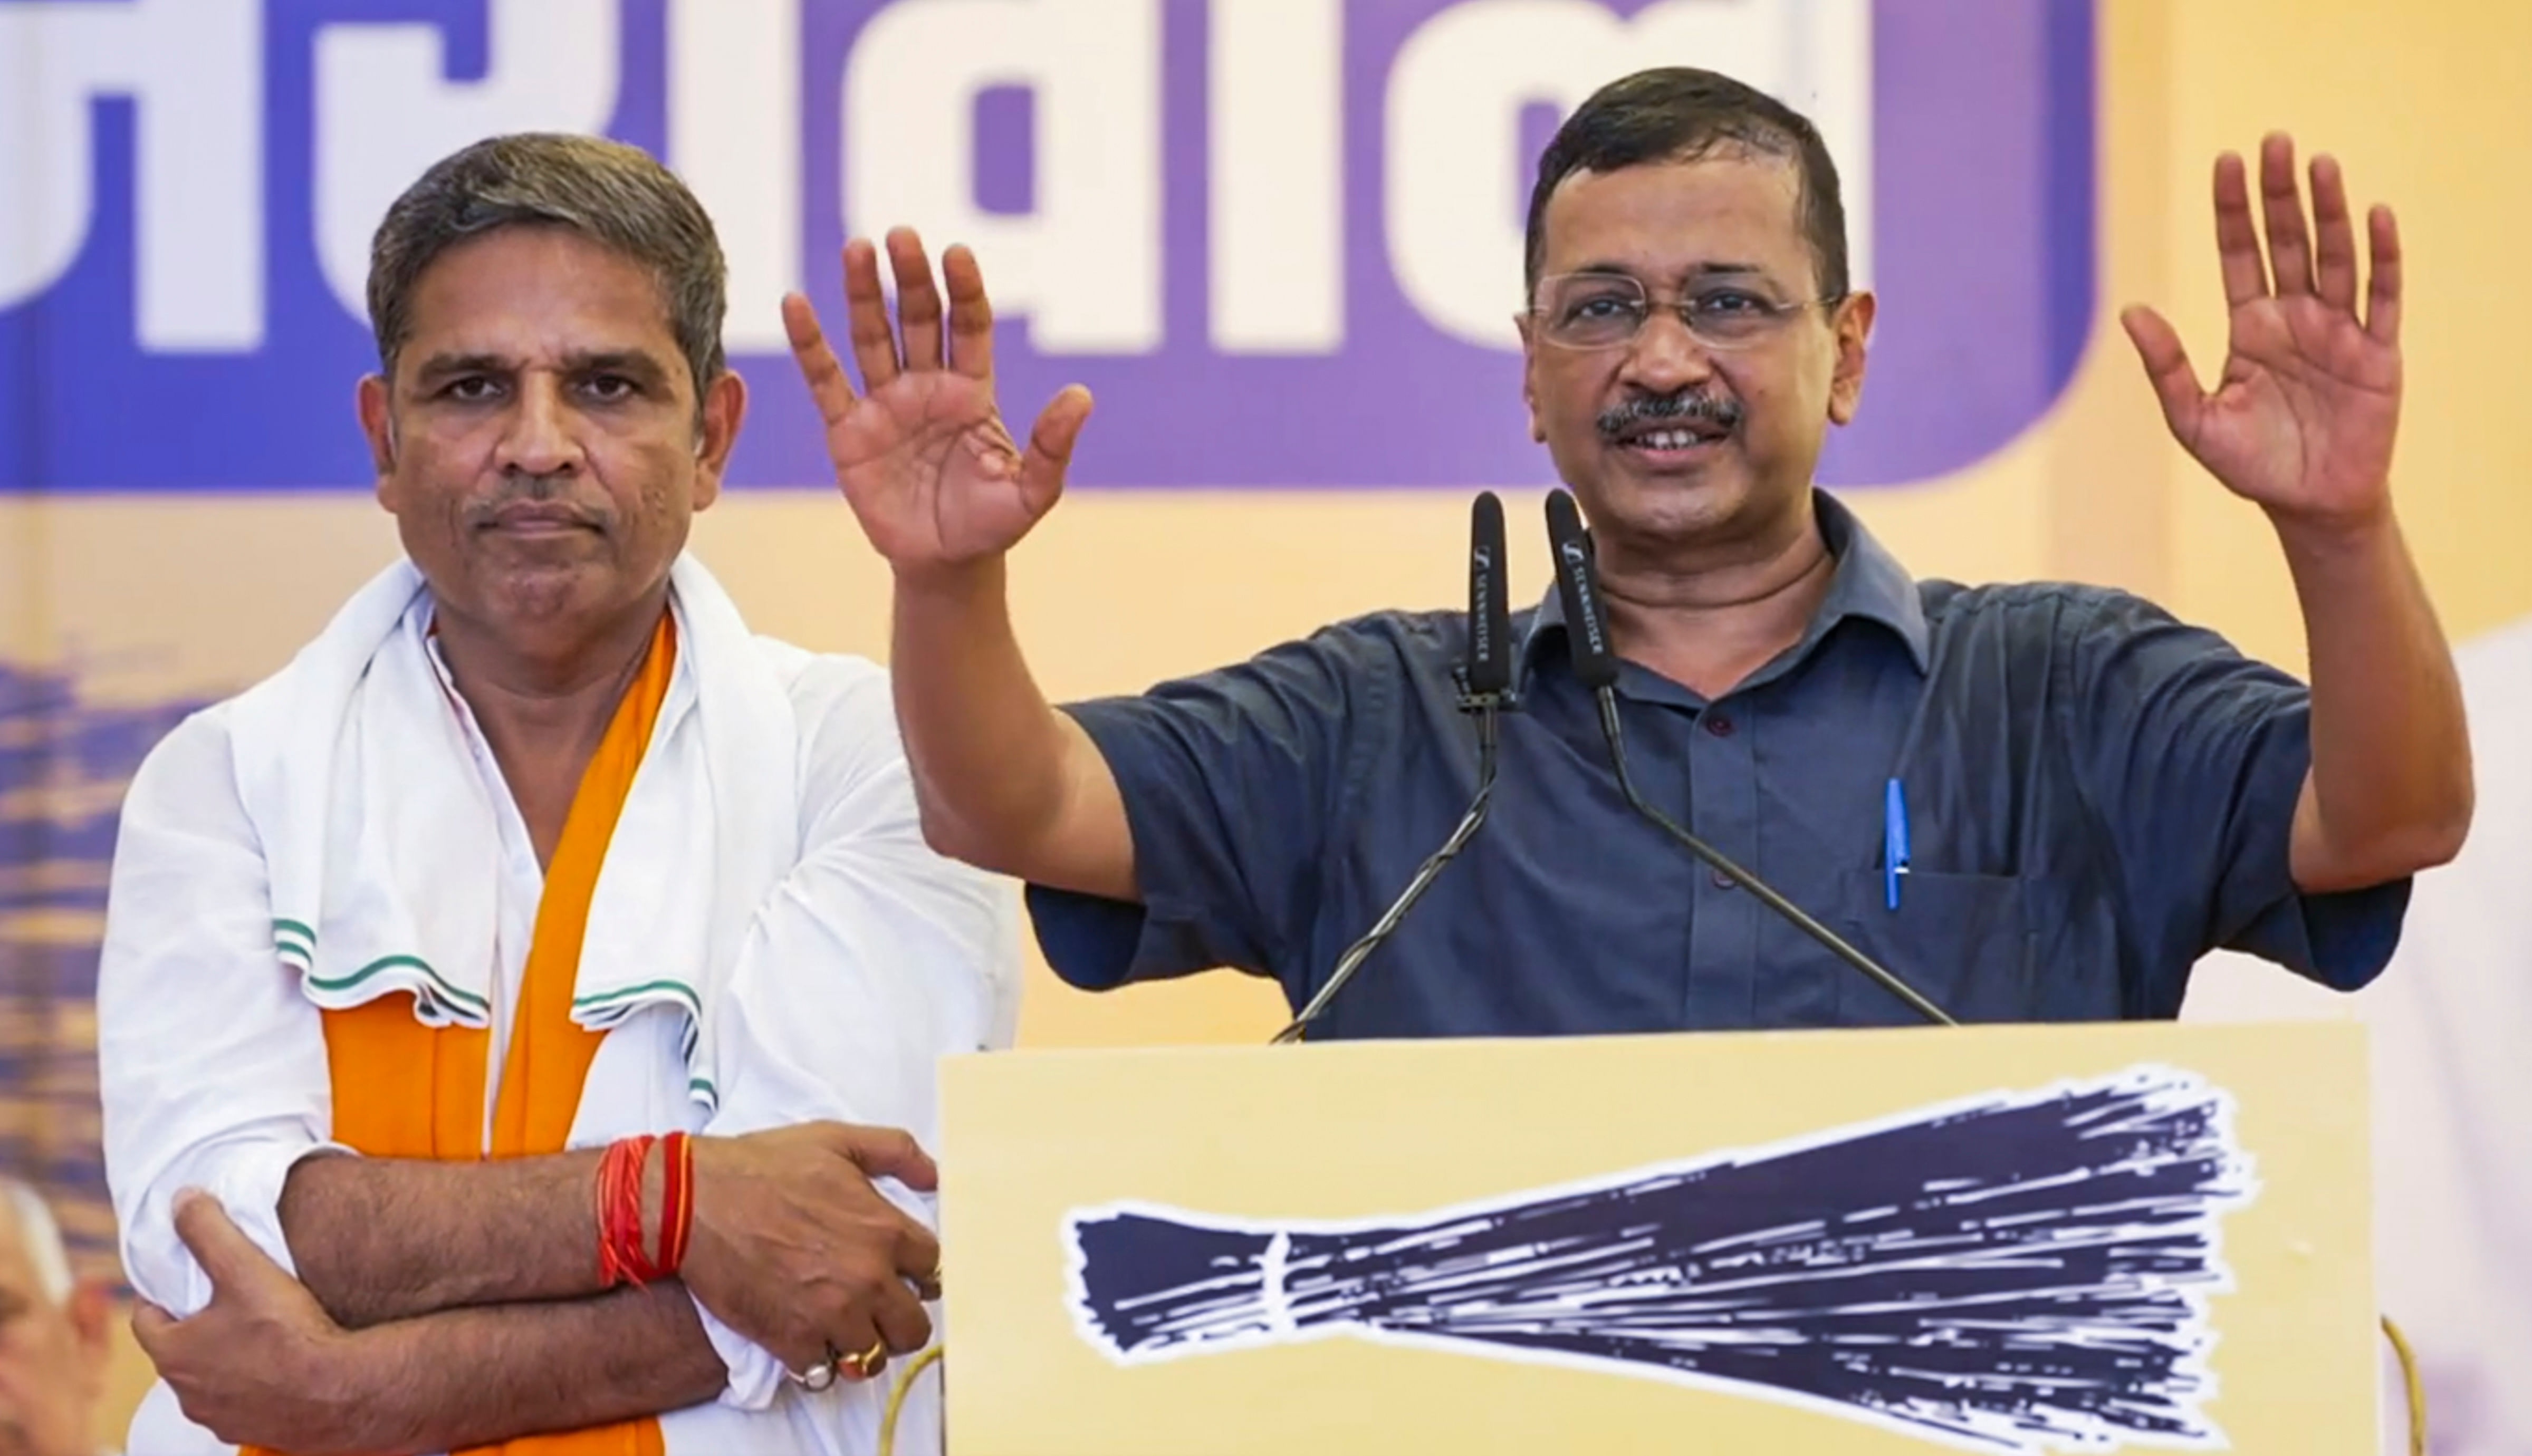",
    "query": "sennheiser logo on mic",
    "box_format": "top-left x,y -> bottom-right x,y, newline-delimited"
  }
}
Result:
1558,539 -> 1607,657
